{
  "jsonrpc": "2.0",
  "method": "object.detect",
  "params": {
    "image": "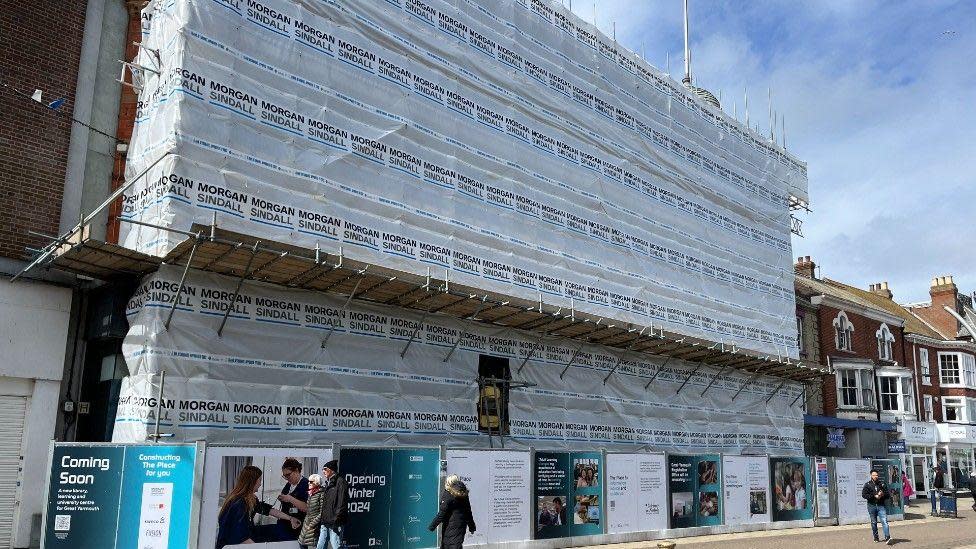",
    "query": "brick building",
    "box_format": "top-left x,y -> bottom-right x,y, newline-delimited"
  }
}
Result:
795,257 -> 910,459
0,1 -> 130,546
796,254 -> 976,494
